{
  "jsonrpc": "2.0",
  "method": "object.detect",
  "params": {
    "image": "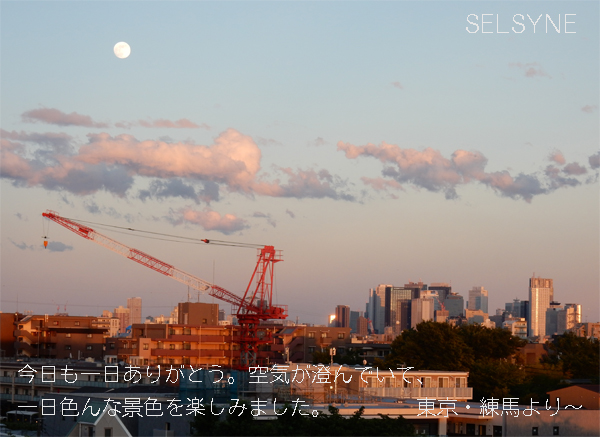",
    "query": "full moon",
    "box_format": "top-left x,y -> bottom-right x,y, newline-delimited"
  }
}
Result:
113,42 -> 131,59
